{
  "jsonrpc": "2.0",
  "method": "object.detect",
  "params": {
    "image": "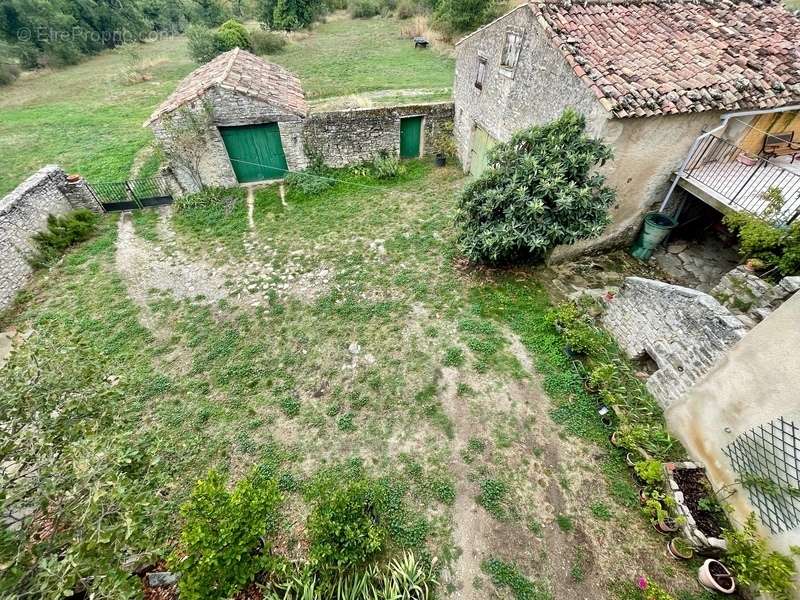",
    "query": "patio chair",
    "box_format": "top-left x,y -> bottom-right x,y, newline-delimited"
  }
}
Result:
760,131 -> 800,164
